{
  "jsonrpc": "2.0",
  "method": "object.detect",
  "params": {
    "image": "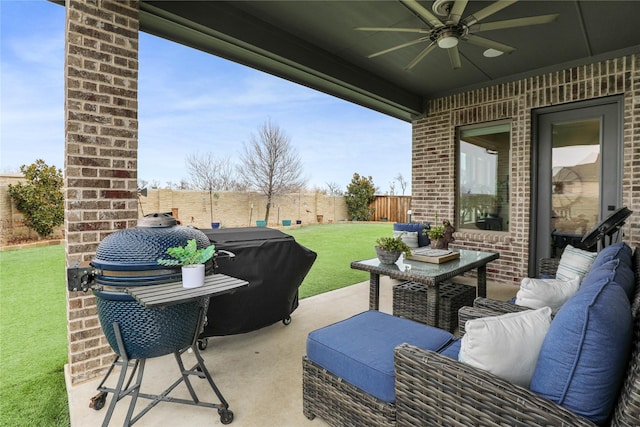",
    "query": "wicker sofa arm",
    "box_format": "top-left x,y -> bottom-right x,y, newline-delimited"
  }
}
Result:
393,343 -> 596,427
472,297 -> 530,313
